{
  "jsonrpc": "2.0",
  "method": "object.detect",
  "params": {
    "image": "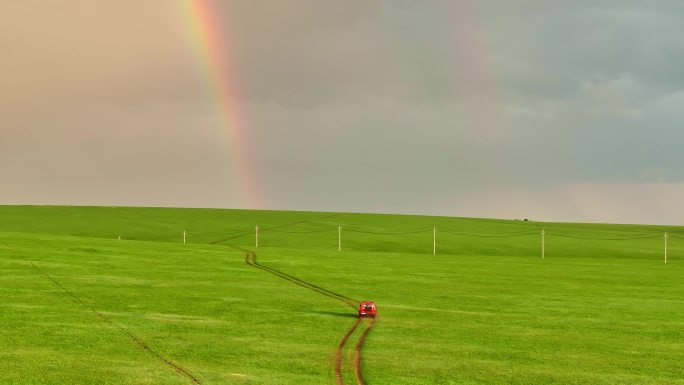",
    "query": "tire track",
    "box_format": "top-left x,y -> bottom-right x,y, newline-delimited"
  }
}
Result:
241,247 -> 368,384
354,318 -> 376,385
334,318 -> 362,385
30,262 -> 202,385
215,213 -> 357,308
241,248 -> 356,308
210,213 -> 374,385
